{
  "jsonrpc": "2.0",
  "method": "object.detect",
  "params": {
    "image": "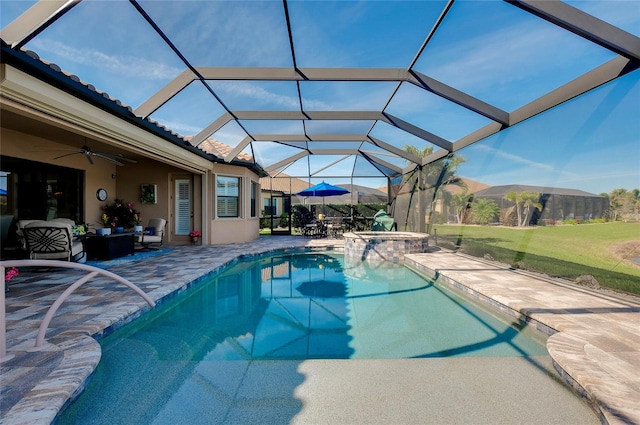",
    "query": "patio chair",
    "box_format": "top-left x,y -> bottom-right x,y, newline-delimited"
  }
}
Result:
16,219 -> 40,252
137,218 -> 166,250
22,220 -> 86,262
326,216 -> 343,238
